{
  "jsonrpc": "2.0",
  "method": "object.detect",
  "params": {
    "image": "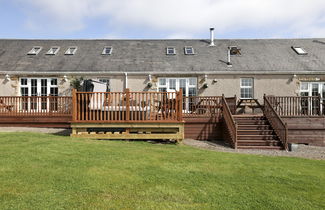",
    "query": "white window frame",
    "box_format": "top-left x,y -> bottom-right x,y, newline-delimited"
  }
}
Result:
19,78 -> 59,111
65,46 -> 78,55
184,46 -> 195,55
166,47 -> 176,55
157,77 -> 197,96
240,78 -> 254,99
27,46 -> 42,55
102,46 -> 113,55
19,78 -> 58,96
299,82 -> 325,115
46,46 -> 60,55
299,82 -> 325,97
292,46 -> 307,55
